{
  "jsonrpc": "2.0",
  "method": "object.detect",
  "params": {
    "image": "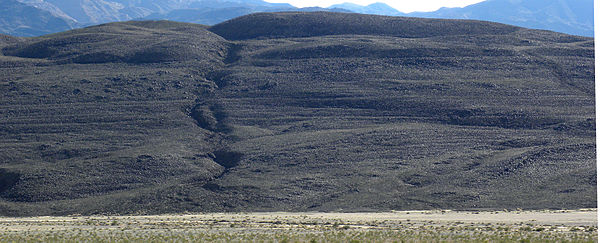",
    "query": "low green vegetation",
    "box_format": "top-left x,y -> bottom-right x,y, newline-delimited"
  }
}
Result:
1,229 -> 596,242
